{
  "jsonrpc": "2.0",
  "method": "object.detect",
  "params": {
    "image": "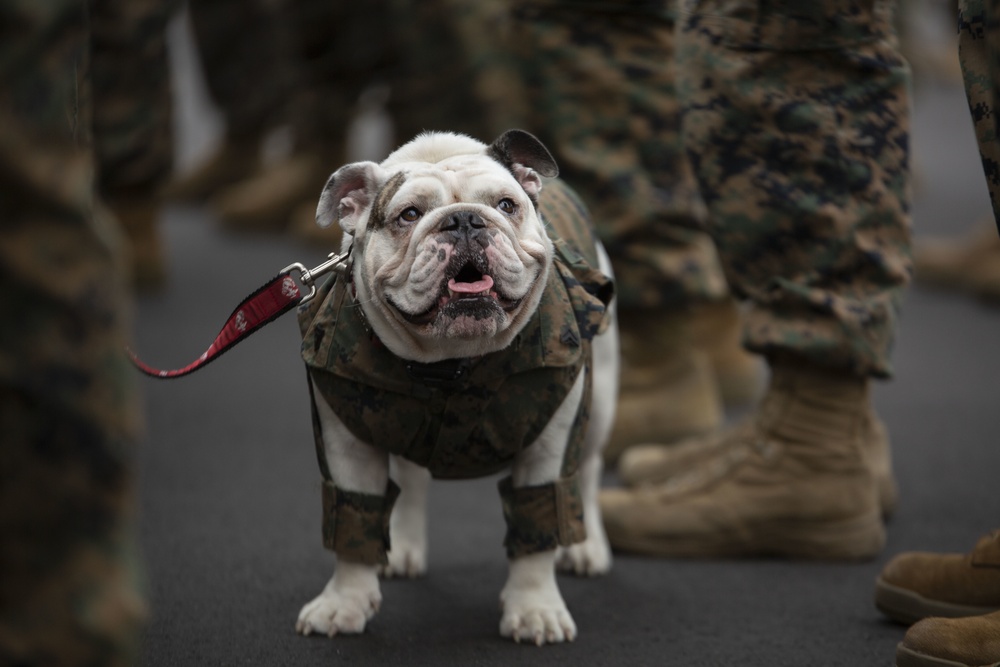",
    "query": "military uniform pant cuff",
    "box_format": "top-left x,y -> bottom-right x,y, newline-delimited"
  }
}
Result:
321,479 -> 400,565
498,473 -> 586,559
